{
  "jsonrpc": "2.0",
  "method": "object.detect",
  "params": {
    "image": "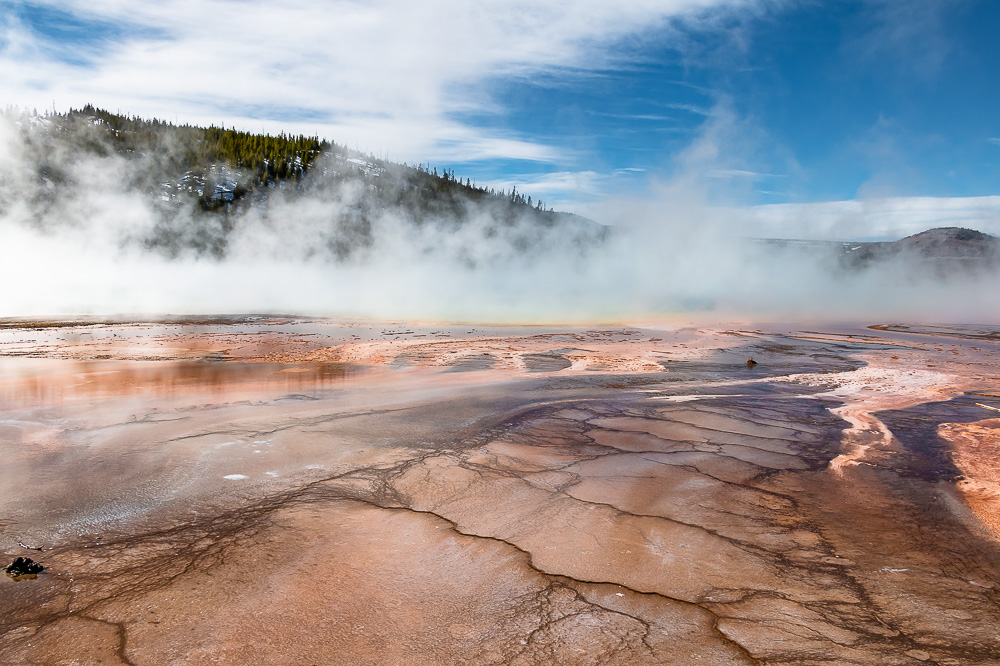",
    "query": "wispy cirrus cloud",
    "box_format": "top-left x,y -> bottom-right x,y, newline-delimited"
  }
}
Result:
848,0 -> 959,78
1,0 -> 761,167
488,170 -> 608,208
706,169 -> 784,179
